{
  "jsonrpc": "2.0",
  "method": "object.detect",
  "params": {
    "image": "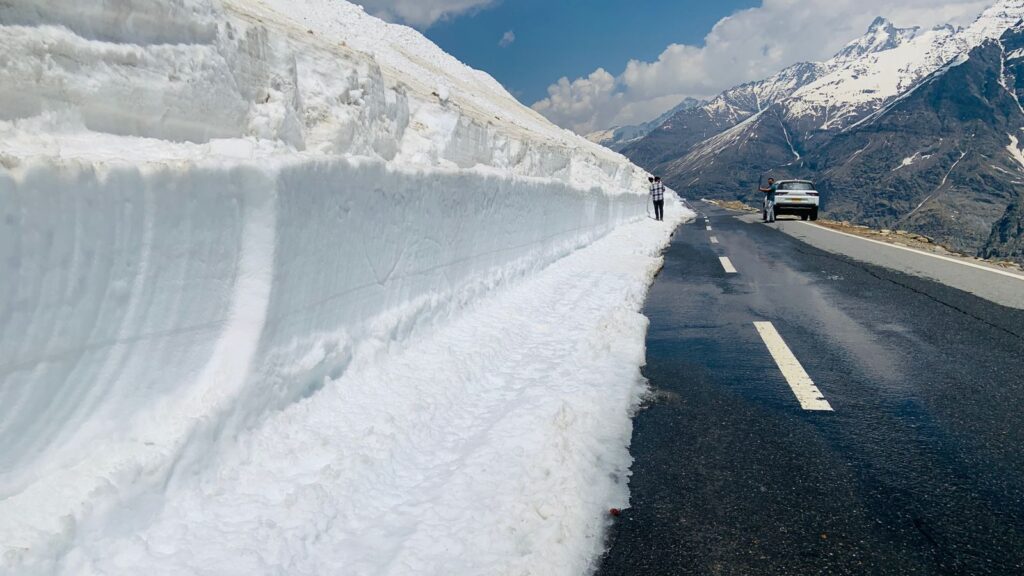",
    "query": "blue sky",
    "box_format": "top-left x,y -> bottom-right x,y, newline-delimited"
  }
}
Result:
423,0 -> 759,104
